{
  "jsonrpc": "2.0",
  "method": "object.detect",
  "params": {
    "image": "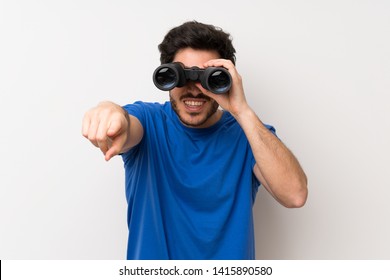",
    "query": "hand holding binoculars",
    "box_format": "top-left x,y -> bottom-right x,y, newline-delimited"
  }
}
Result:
153,62 -> 232,94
